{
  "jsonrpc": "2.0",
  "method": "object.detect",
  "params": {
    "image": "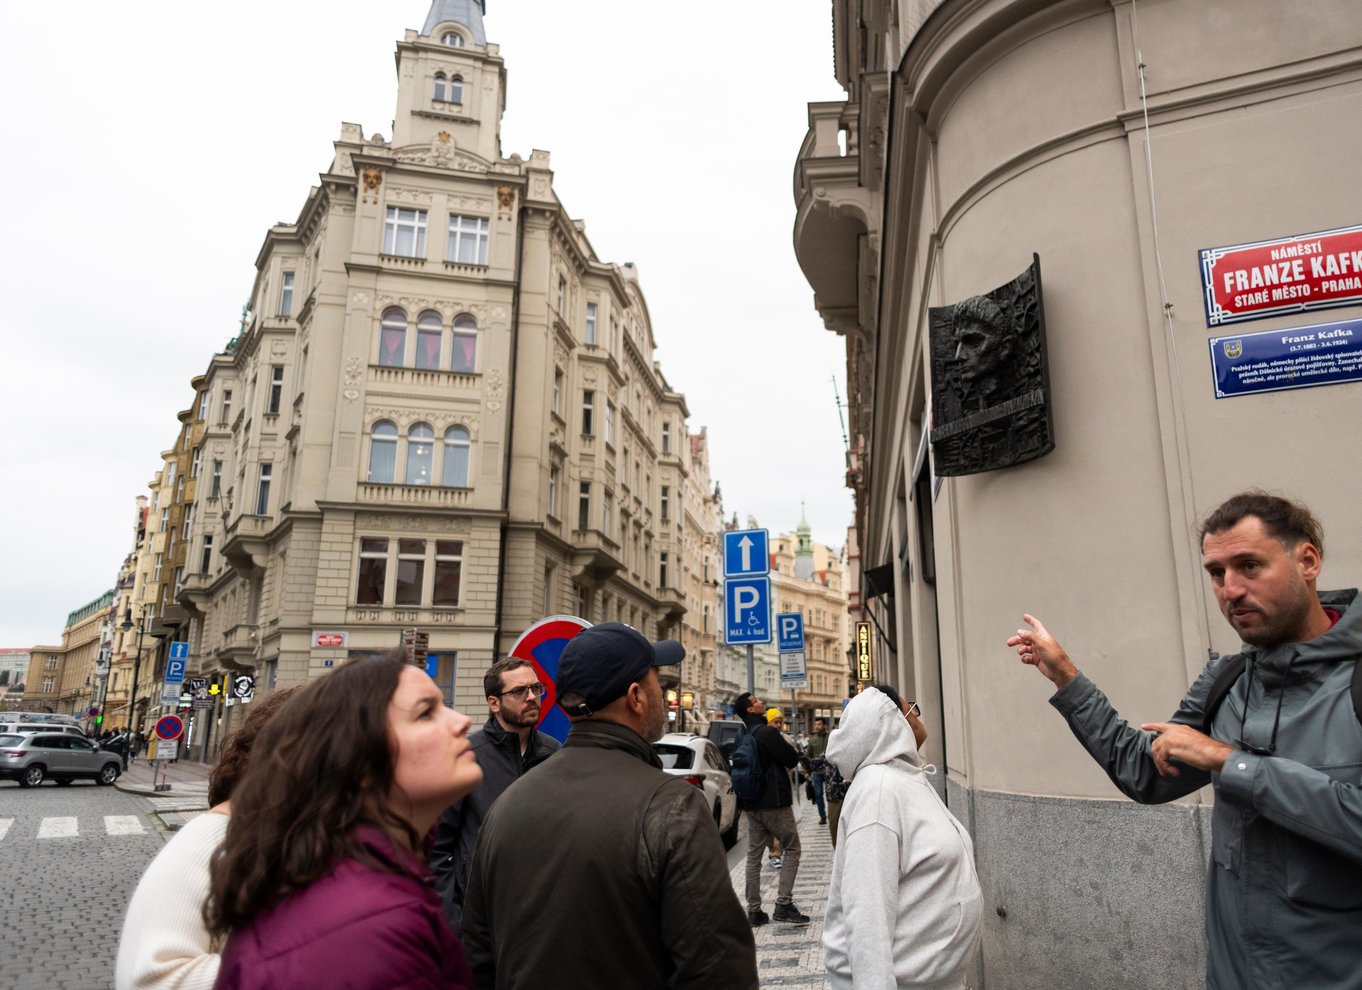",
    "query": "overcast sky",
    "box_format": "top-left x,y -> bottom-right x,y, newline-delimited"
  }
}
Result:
0,1 -> 852,647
